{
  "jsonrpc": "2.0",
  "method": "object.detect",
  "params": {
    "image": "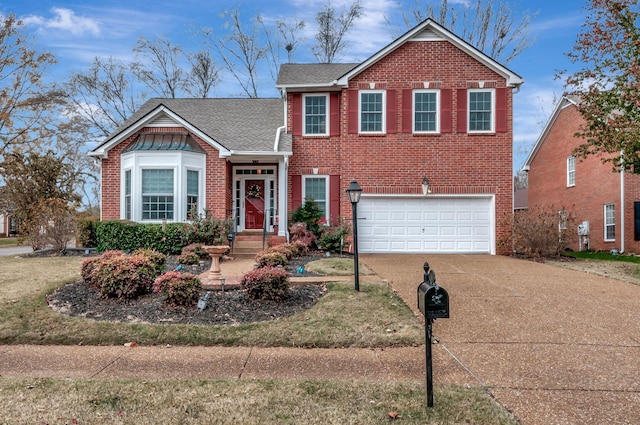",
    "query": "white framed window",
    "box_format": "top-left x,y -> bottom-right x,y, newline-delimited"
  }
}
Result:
124,169 -> 132,220
186,169 -> 199,219
142,169 -> 174,220
302,175 -> 329,218
567,156 -> 576,187
359,90 -> 385,134
468,89 -> 494,133
604,203 -> 615,241
414,89 -> 439,133
303,94 -> 329,136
